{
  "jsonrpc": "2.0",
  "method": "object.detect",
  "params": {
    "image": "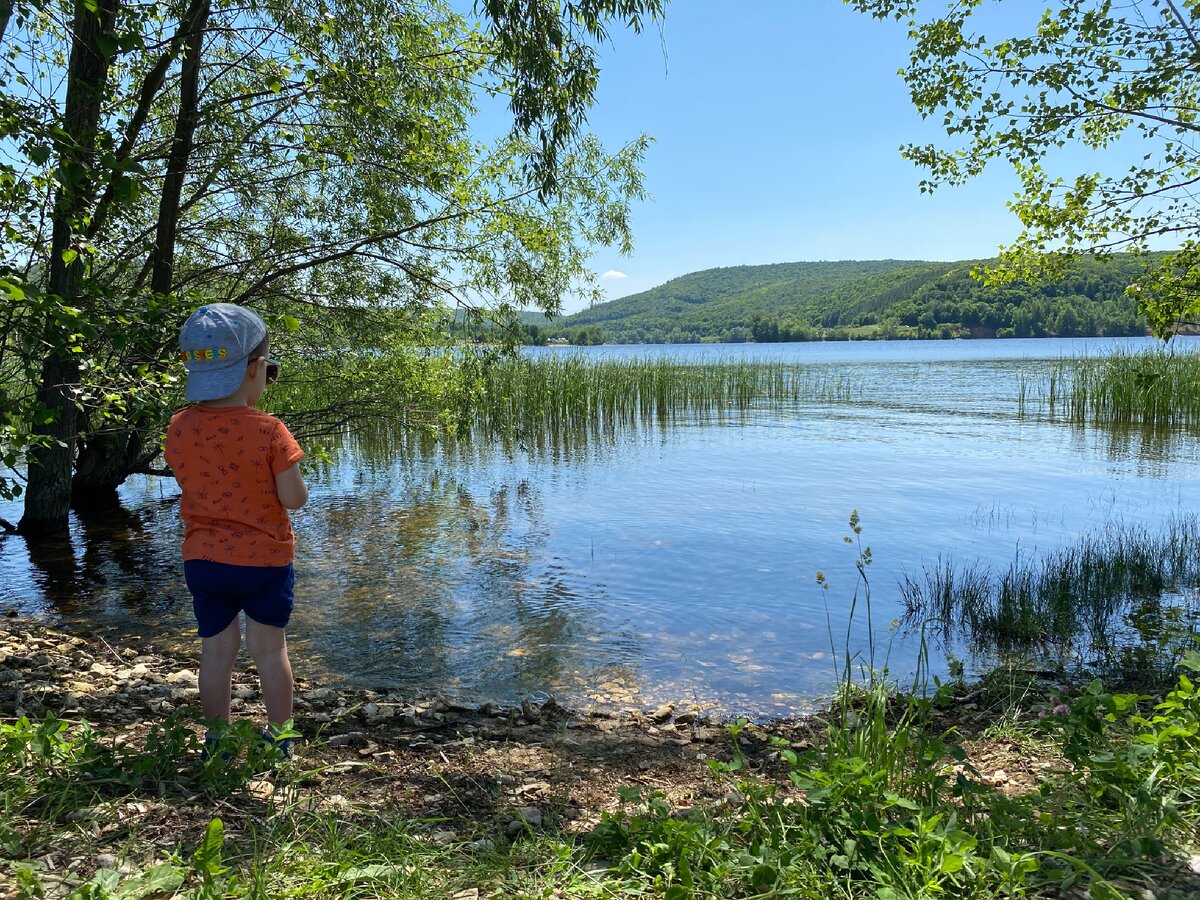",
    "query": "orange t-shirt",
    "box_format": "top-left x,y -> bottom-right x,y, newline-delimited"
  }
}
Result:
164,405 -> 304,566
